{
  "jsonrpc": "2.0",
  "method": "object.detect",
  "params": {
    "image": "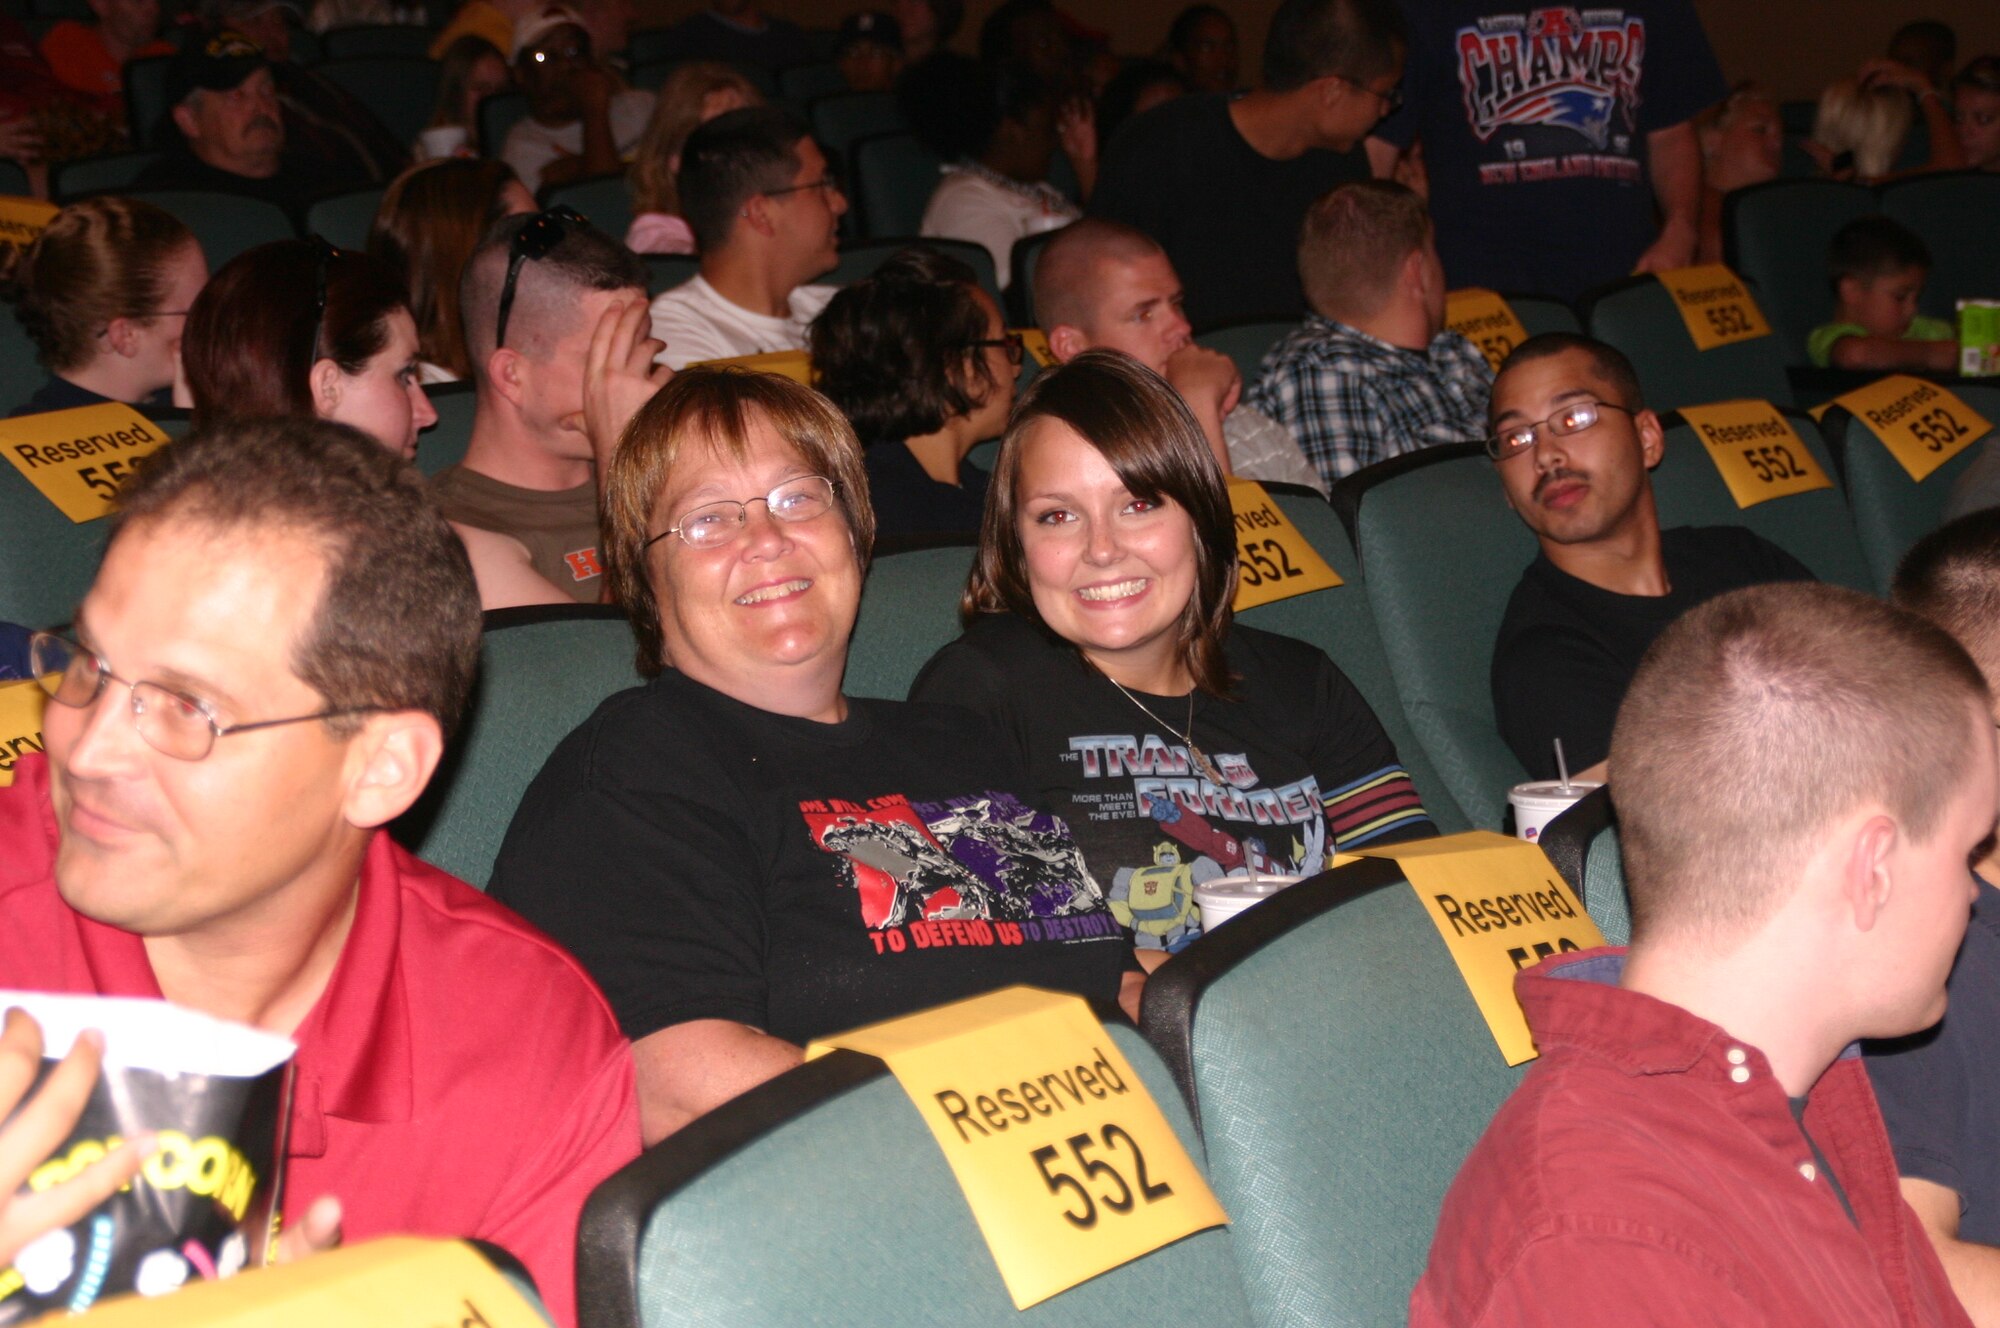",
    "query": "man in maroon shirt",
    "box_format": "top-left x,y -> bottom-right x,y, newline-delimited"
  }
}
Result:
1413,582 -> 1996,1325
0,418 -> 639,1327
